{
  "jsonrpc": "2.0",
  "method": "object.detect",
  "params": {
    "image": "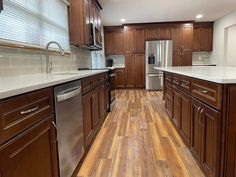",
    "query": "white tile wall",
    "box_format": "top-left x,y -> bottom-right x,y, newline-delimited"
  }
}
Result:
192,52 -> 213,65
0,46 -> 92,77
